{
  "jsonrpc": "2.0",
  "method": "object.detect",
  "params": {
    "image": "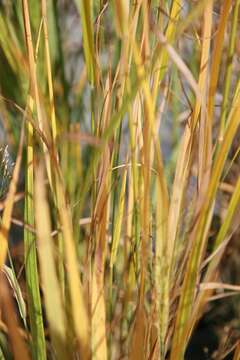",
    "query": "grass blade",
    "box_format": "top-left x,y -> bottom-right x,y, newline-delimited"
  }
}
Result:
34,164 -> 68,359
